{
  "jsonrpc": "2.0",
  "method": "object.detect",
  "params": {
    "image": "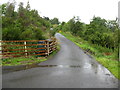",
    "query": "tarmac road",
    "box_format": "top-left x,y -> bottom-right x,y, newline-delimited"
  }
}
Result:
2,33 -> 118,88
